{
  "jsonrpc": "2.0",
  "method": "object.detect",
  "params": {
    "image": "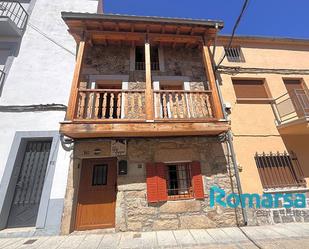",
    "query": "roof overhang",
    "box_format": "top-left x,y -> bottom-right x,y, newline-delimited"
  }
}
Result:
61,12 -> 224,47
